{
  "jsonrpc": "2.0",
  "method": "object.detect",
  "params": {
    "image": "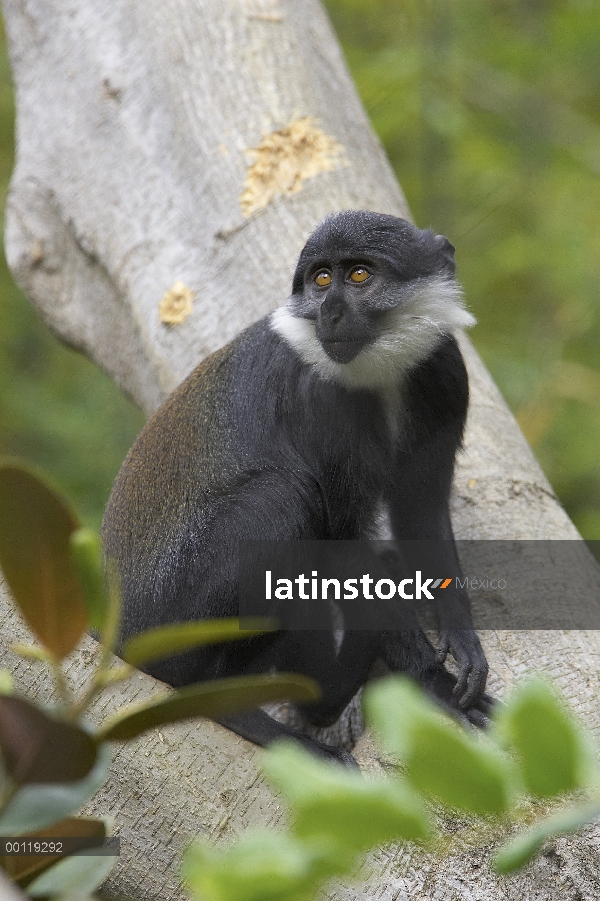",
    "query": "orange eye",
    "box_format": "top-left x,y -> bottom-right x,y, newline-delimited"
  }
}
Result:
349,267 -> 370,283
315,271 -> 332,287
